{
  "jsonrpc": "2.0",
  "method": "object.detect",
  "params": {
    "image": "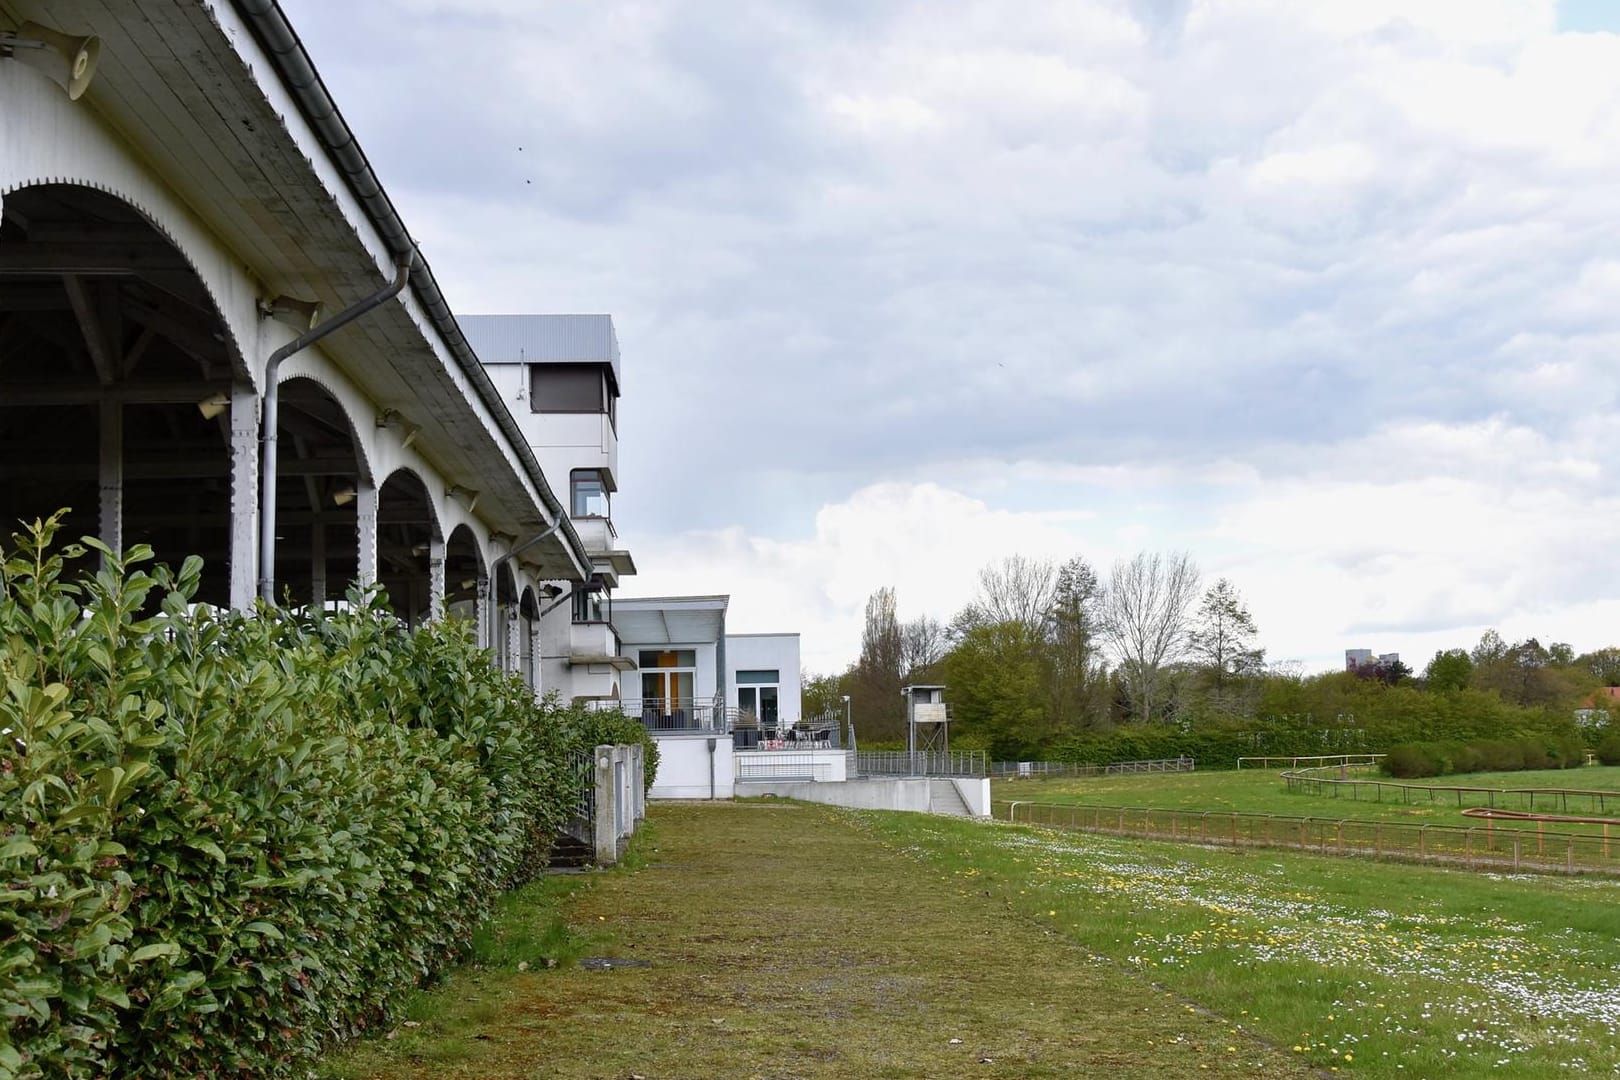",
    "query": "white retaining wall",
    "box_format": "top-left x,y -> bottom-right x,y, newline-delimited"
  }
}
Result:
648,733 -> 735,799
742,776 -> 992,818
